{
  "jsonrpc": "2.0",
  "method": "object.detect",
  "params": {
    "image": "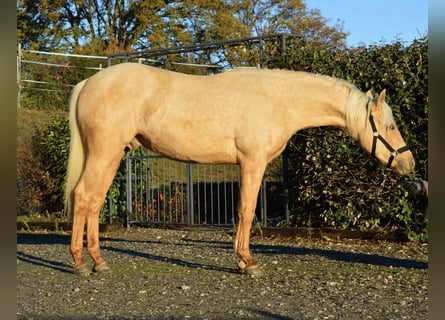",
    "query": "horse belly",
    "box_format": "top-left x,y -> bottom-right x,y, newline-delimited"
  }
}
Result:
136,131 -> 238,164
